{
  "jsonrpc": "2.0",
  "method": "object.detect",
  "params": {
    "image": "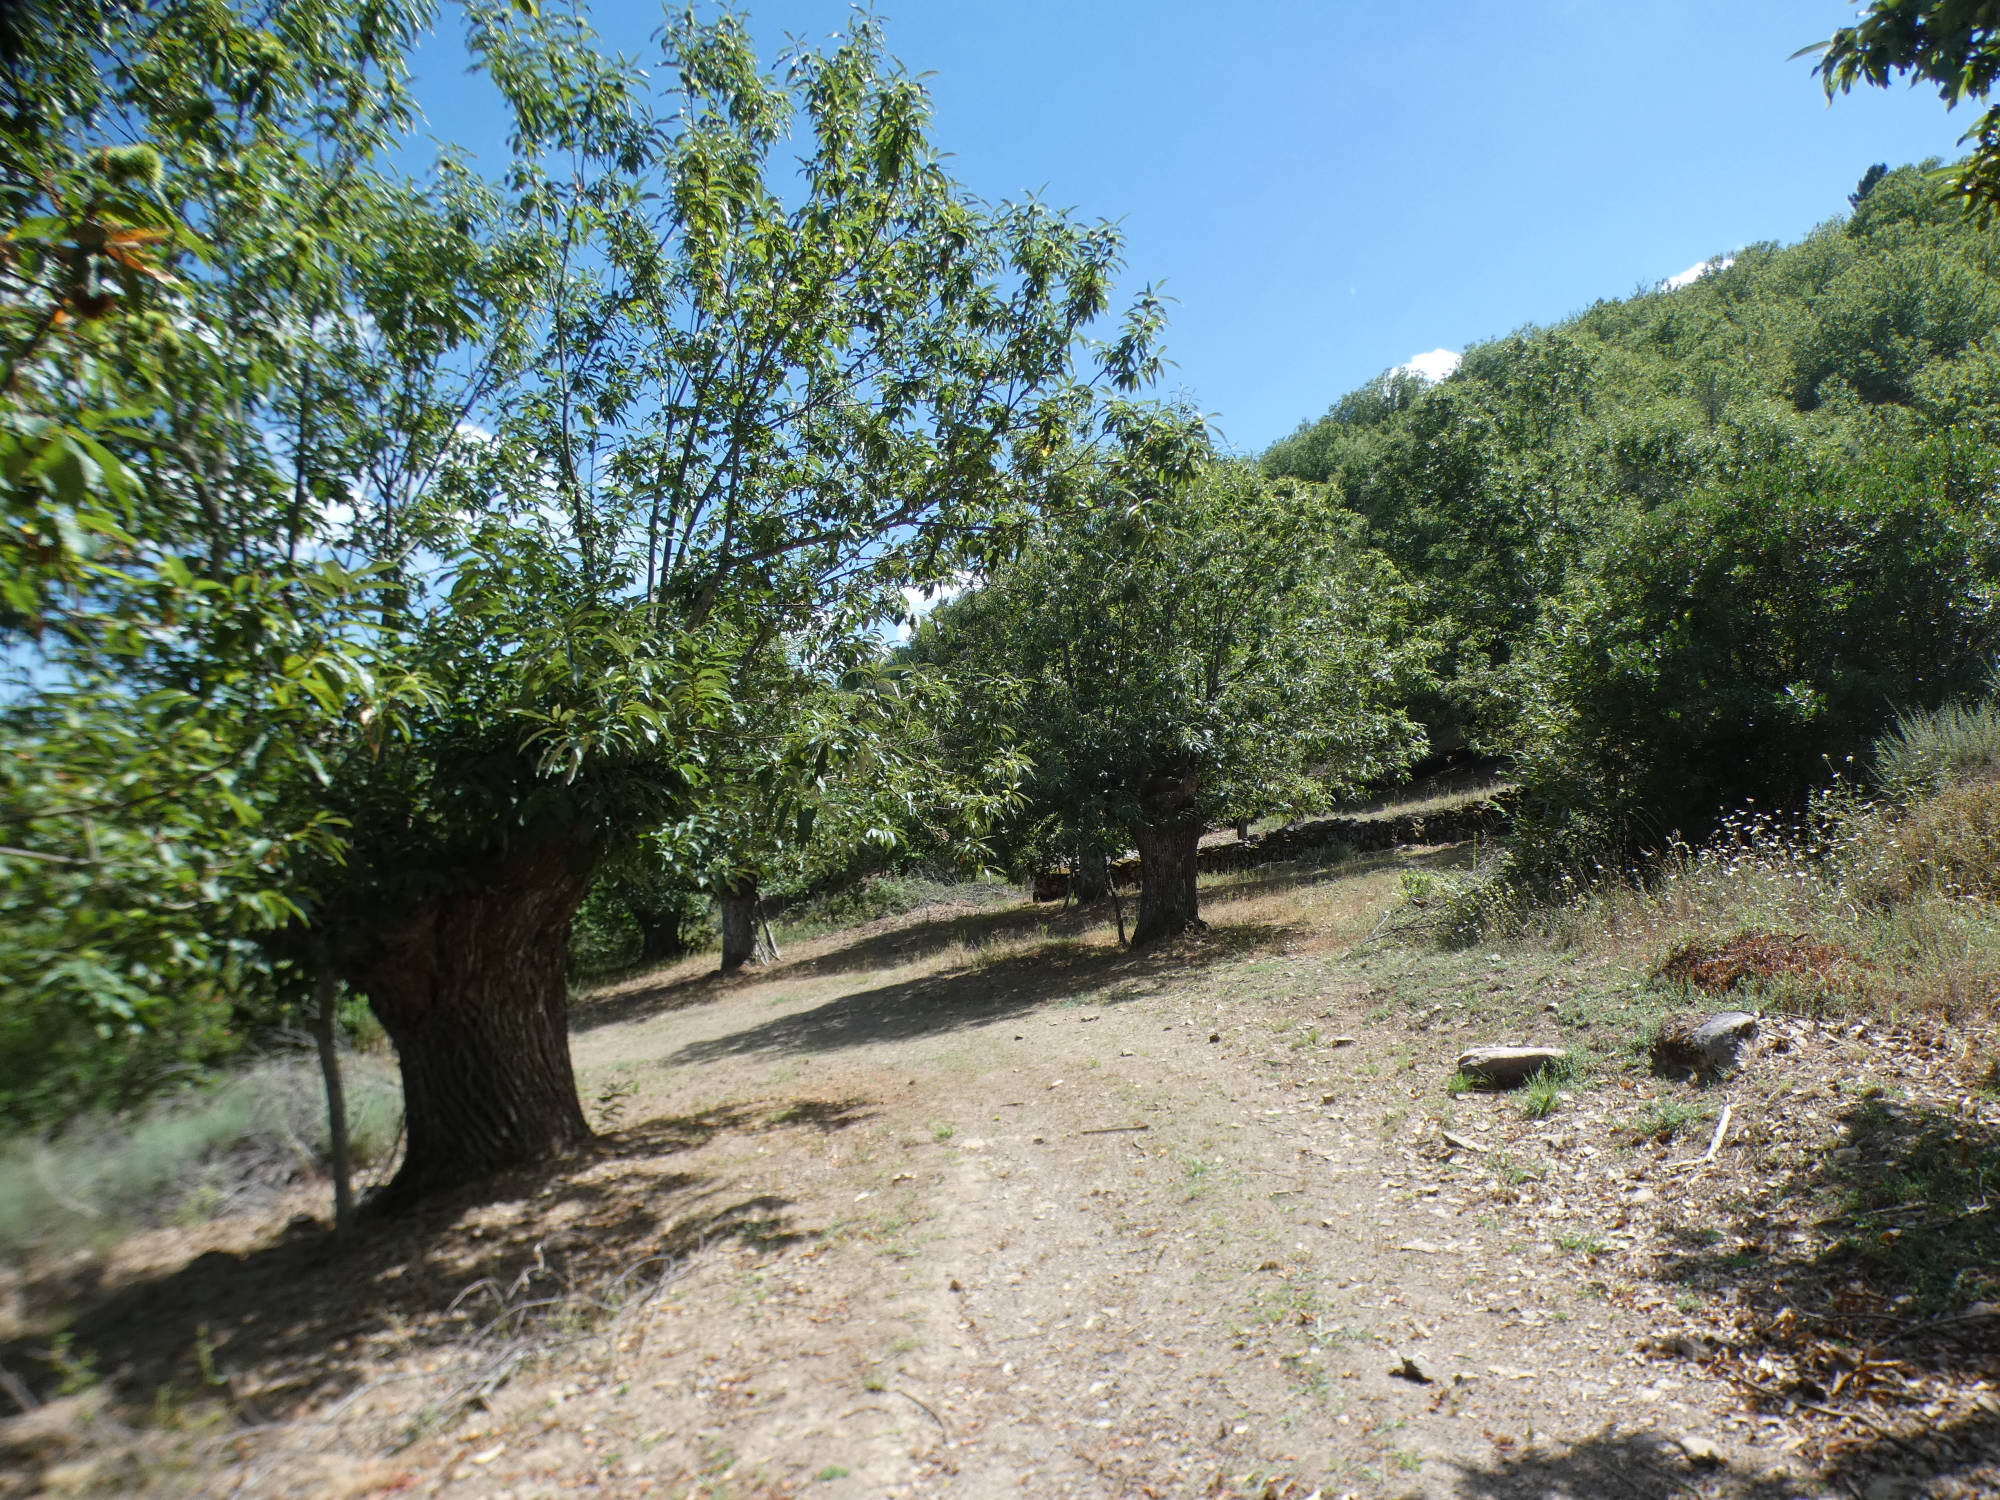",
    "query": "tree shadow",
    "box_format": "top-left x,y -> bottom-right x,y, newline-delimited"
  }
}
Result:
570,898 -> 1119,1035
1652,1097 -> 1999,1384
660,926 -> 1265,1067
1447,1425 -> 1777,1498
579,844 -> 1434,1041
1601,1095 -> 2000,1494
0,1098 -> 873,1423
1449,1405 -> 2000,1498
